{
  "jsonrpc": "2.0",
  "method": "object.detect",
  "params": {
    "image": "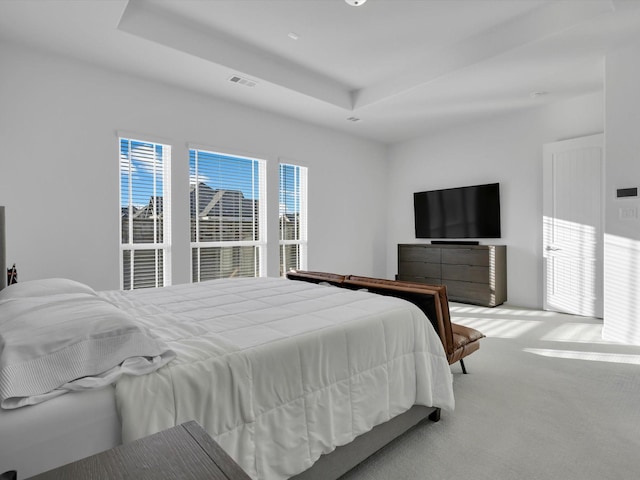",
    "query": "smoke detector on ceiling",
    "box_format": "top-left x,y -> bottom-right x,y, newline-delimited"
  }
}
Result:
345,0 -> 367,6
